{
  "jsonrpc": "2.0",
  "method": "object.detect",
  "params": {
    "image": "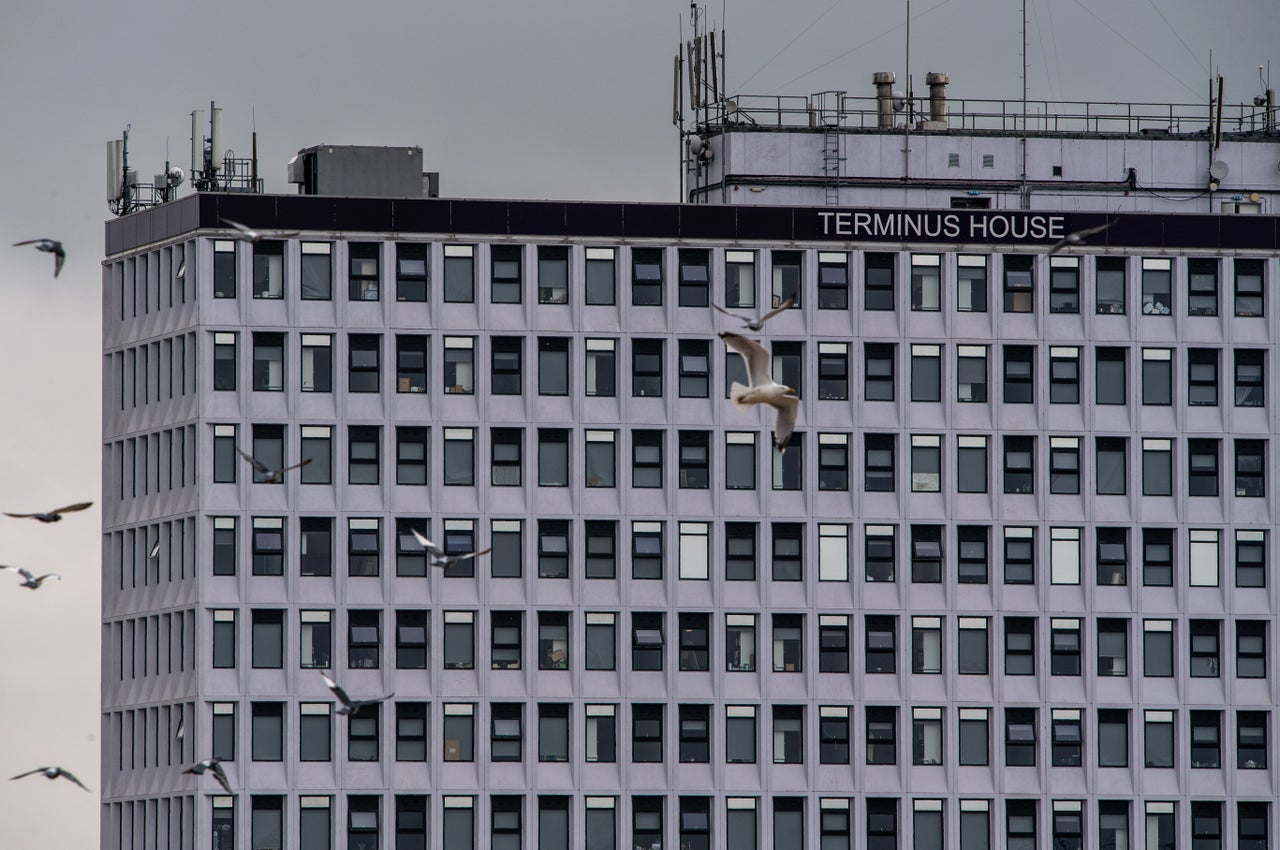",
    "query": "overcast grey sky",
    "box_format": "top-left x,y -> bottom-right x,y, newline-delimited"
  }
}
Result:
0,1 -> 1274,845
